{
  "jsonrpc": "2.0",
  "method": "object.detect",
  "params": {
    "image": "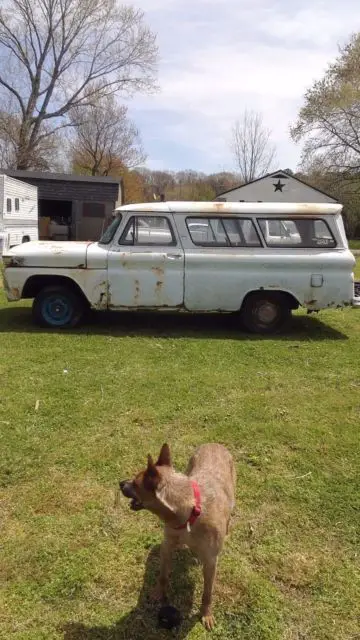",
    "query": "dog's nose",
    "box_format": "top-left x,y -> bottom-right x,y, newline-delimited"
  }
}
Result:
119,480 -> 135,498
